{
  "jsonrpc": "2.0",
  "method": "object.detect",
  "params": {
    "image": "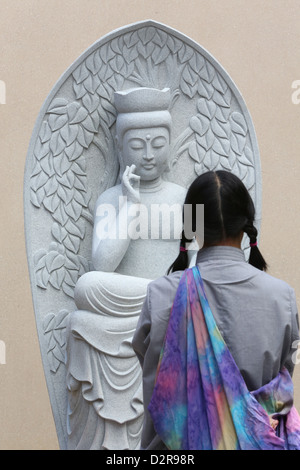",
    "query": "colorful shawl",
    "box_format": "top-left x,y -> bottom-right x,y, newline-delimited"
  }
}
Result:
148,266 -> 300,450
